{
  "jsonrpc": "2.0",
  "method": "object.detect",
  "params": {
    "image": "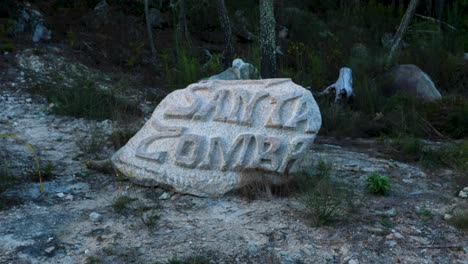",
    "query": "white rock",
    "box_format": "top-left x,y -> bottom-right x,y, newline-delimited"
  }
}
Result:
89,212 -> 103,222
393,232 -> 404,239
464,186 -> 468,191
112,79 -> 322,197
385,240 -> 397,247
26,98 -> 32,103
159,192 -> 171,200
56,192 -> 65,198
459,190 -> 468,198
44,246 -> 55,254
348,259 -> 359,264
444,214 -> 453,220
